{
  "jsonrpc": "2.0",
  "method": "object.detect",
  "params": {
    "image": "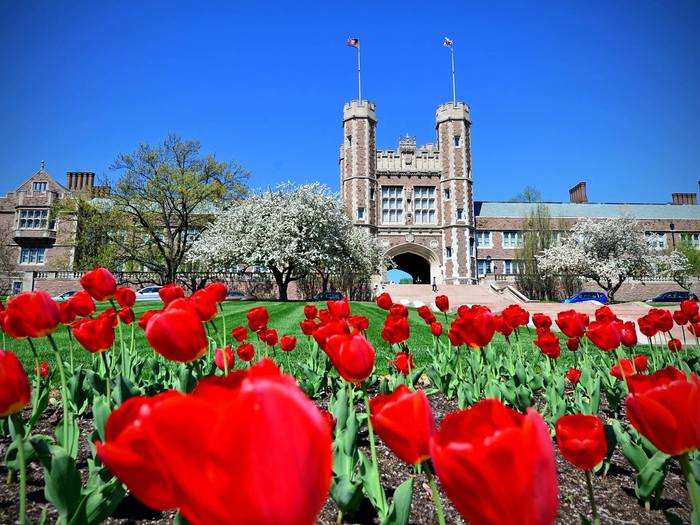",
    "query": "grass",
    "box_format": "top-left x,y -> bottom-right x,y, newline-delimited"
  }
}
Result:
3,300 -> 547,378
